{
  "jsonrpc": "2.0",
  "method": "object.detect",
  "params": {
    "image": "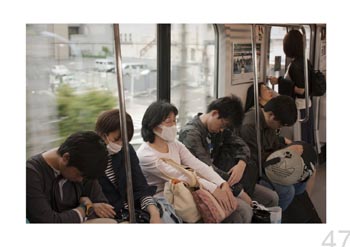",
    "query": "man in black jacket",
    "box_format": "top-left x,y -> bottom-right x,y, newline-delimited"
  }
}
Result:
179,95 -> 278,209
240,95 -> 315,212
